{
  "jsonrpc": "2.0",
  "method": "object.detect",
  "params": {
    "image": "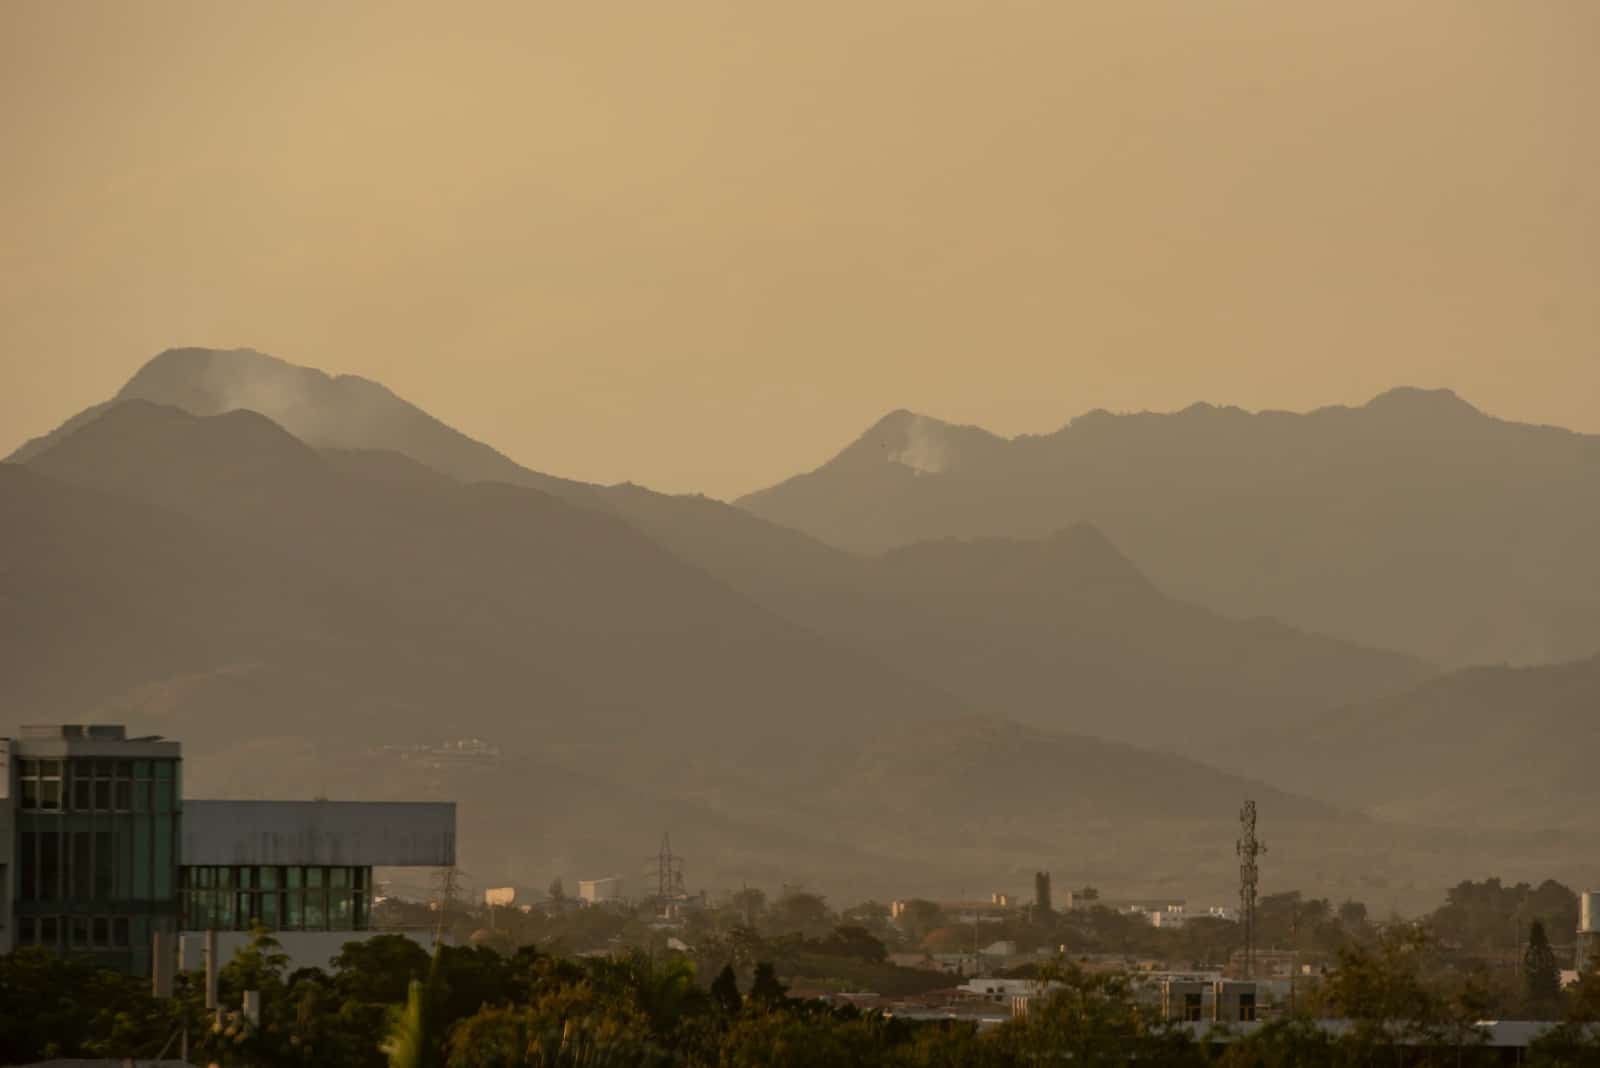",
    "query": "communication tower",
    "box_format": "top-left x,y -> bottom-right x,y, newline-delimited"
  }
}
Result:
1236,801 -> 1265,979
